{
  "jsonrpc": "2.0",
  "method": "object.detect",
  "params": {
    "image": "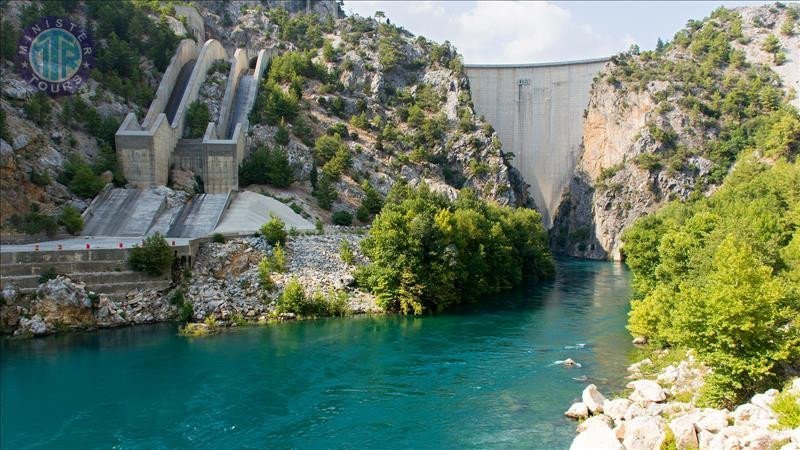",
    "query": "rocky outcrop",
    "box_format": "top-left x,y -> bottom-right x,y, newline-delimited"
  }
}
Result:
0,276 -> 176,336
552,4 -> 799,260
567,352 -> 800,450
